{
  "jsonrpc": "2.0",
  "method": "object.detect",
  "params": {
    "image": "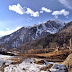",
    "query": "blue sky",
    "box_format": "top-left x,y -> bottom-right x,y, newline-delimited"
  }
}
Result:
0,0 -> 72,37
